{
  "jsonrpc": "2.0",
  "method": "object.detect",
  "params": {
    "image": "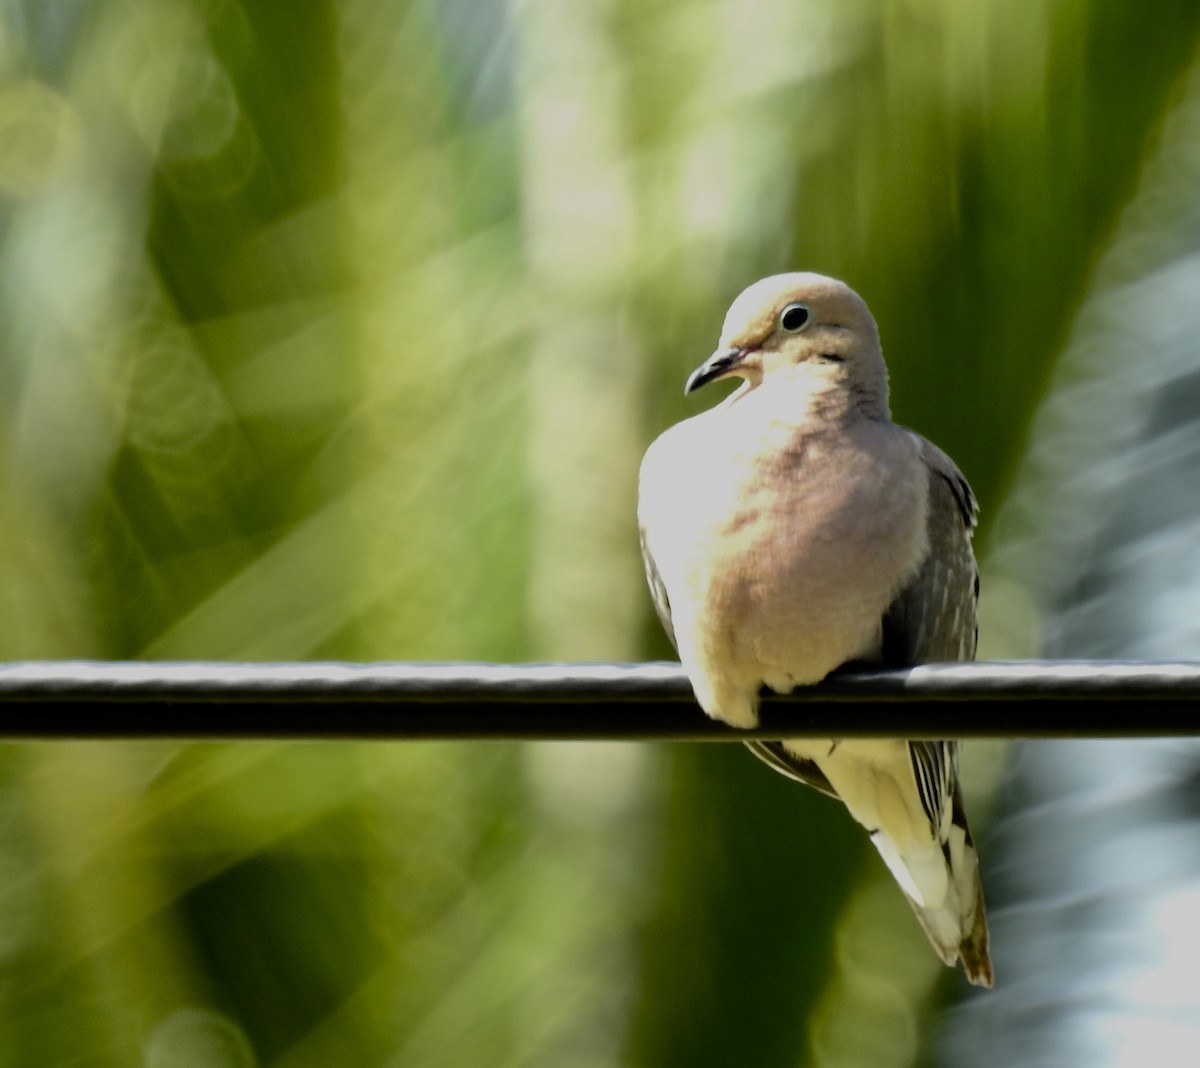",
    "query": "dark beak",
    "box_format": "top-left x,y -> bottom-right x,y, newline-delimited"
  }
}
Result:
684,347 -> 748,395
